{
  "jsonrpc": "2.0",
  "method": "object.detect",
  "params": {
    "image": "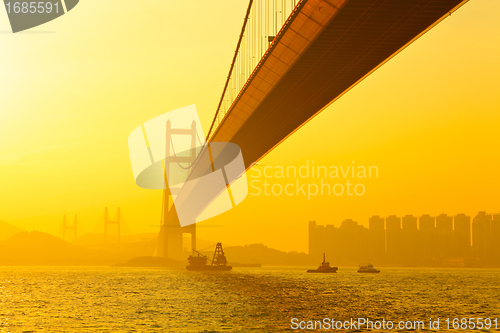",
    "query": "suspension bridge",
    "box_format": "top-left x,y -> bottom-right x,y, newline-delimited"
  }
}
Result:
162,0 -> 469,260
206,0 -> 468,164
